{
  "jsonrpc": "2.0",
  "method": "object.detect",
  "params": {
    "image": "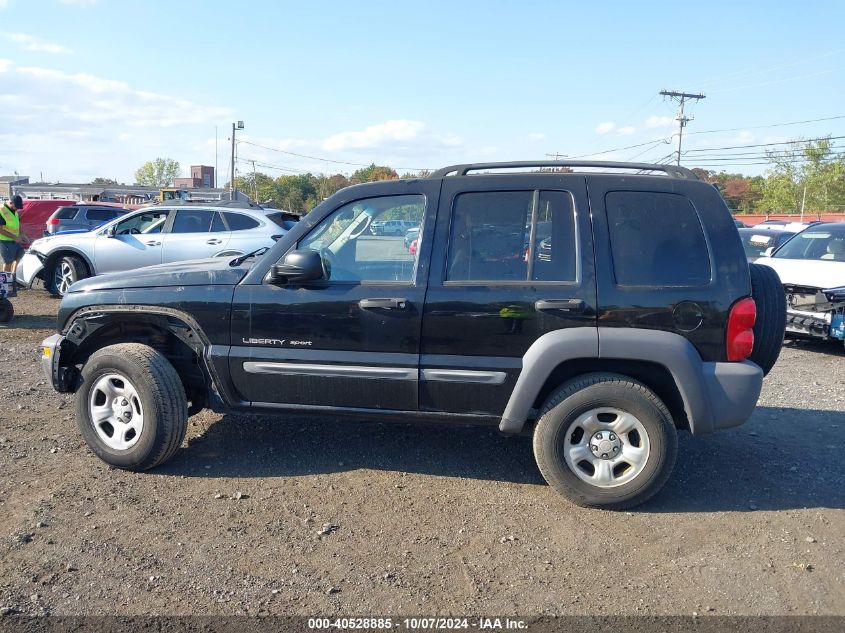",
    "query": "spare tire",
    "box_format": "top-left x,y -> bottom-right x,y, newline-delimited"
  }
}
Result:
749,263 -> 786,376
